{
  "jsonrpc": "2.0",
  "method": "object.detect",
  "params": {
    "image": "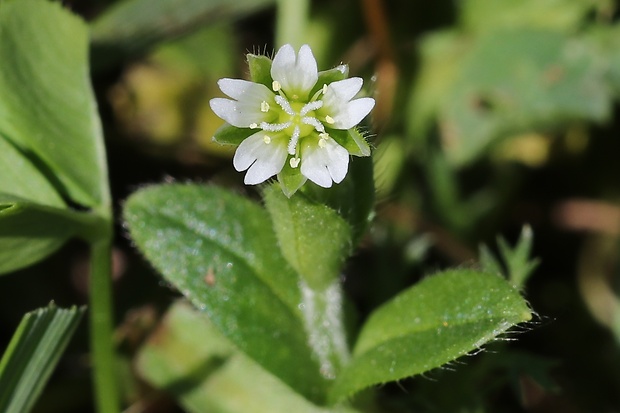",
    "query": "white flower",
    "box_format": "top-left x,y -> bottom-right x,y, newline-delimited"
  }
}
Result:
210,44 -> 374,190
